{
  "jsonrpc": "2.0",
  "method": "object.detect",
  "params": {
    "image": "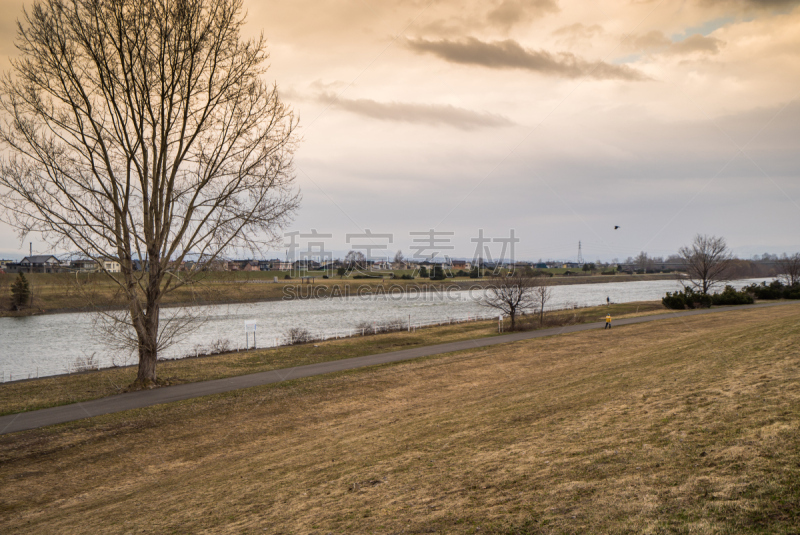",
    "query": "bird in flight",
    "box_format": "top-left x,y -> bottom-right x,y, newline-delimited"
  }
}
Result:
614,226 -> 620,230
